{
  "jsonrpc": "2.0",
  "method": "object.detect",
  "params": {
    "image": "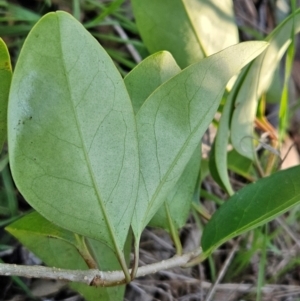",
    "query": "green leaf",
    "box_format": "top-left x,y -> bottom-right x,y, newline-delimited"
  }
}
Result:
124,51 -> 181,115
149,145 -> 201,231
131,0 -> 238,68
278,2 -> 296,142
84,0 -> 125,28
132,41 -> 269,241
8,12 -> 139,256
200,158 -> 209,183
265,65 -> 283,104
209,72 -> 252,194
201,166 -> 300,256
5,3 -> 40,22
230,9 -> 300,159
227,149 -> 254,180
6,212 -> 126,301
209,140 -> 232,194
0,25 -> 33,36
125,51 -> 201,233
0,38 -> 12,150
